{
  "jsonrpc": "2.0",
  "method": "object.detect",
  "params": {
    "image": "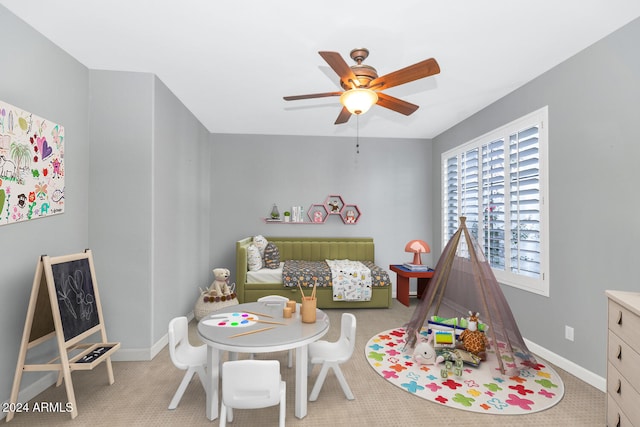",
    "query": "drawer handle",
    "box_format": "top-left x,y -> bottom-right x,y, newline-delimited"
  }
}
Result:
617,345 -> 622,360
616,379 -> 621,394
617,310 -> 623,325
617,413 -> 621,427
